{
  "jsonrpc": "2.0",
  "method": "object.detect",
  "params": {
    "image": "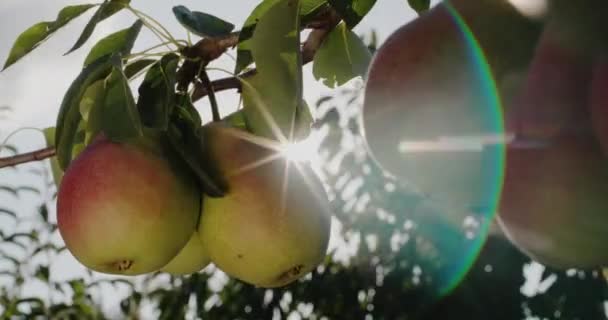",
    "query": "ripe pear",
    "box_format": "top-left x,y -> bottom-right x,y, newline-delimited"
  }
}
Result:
361,0 -> 541,210
198,124 -> 332,288
498,11 -> 608,268
591,56 -> 608,155
161,230 -> 210,275
57,134 -> 201,275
